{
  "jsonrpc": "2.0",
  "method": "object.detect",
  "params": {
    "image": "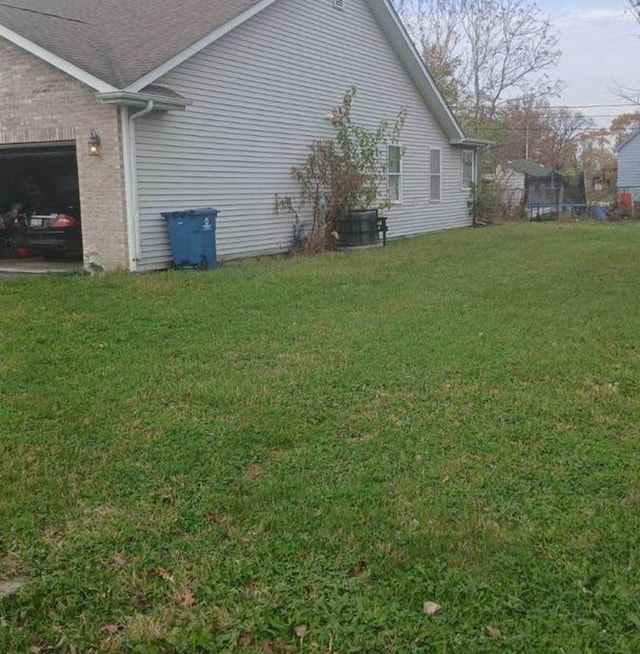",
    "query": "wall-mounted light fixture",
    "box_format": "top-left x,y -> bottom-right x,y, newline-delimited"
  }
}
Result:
88,129 -> 101,156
